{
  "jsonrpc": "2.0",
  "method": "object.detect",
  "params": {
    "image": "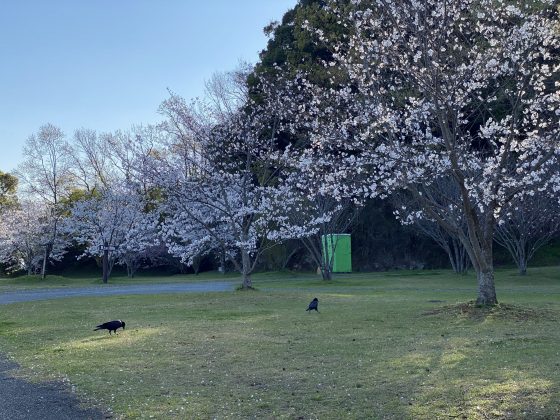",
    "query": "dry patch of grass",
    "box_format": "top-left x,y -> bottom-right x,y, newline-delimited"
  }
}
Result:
423,301 -> 560,322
